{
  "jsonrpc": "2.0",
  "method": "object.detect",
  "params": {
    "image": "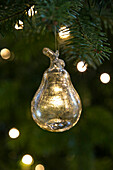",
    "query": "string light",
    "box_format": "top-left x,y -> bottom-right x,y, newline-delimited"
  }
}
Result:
100,73 -> 110,84
27,5 -> 37,17
35,164 -> 45,170
59,26 -> 70,39
77,61 -> 87,72
22,154 -> 33,165
0,48 -> 11,60
8,128 -> 20,139
15,20 -> 24,30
